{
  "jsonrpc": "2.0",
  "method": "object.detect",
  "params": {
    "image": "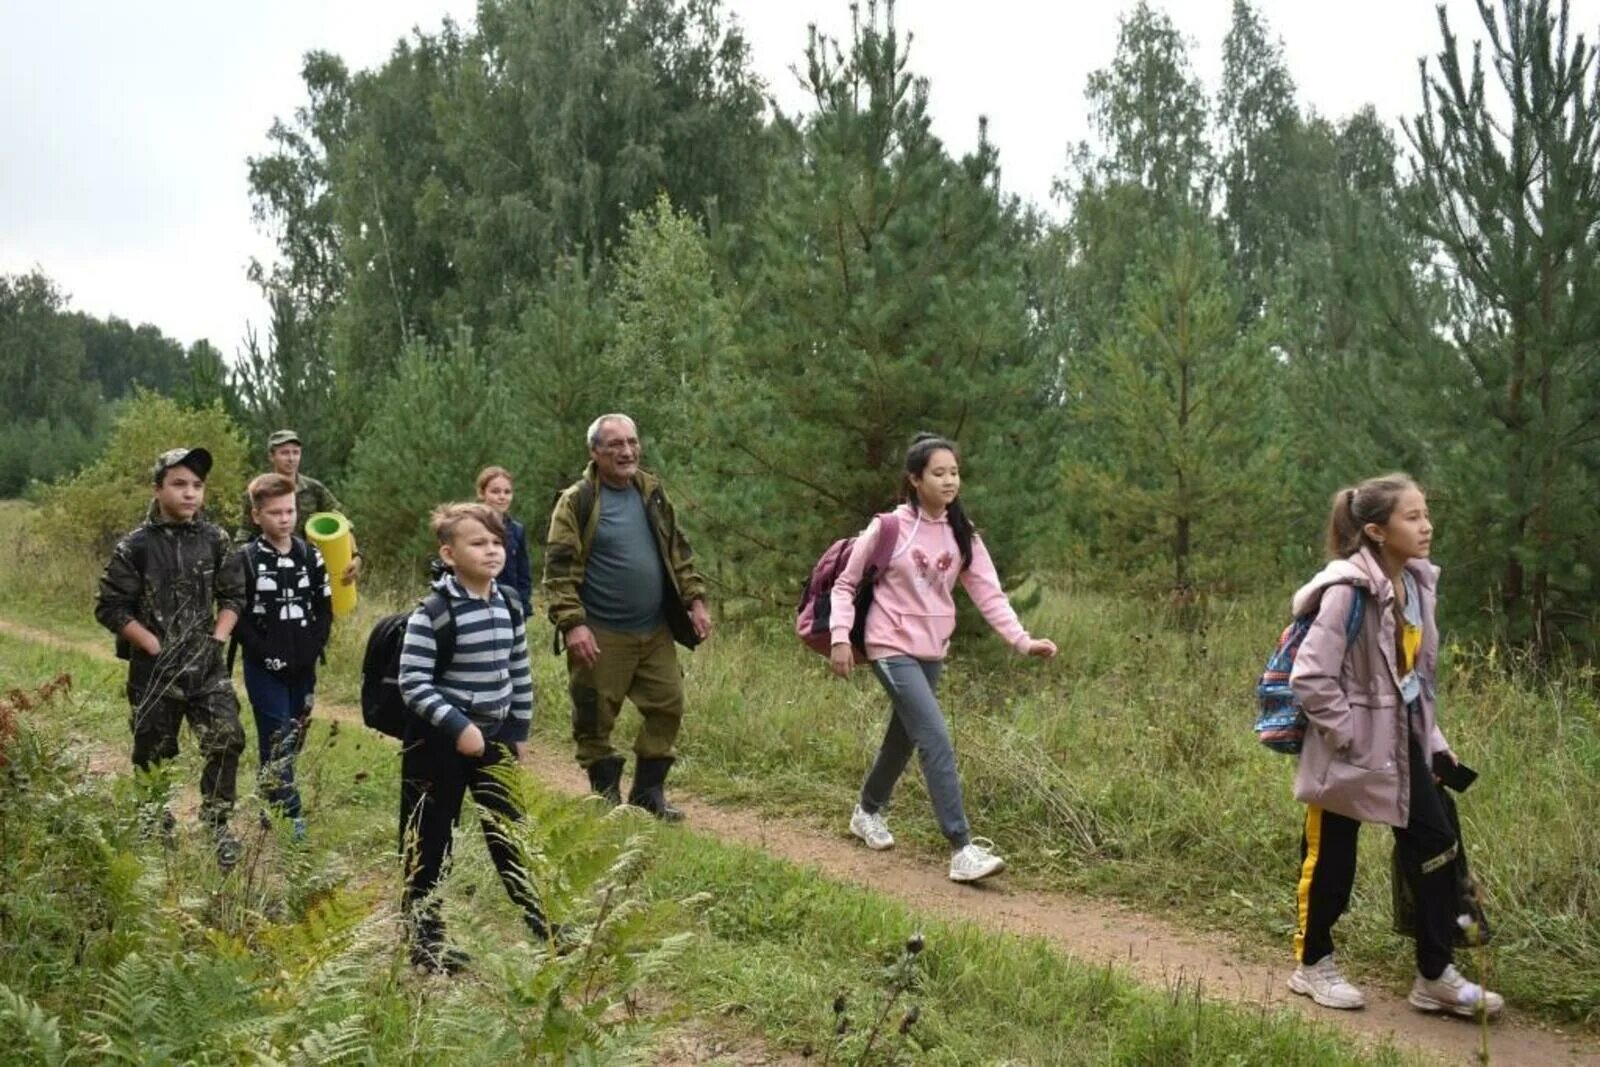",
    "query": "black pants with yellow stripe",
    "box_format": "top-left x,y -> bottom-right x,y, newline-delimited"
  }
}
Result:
1295,724 -> 1459,980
